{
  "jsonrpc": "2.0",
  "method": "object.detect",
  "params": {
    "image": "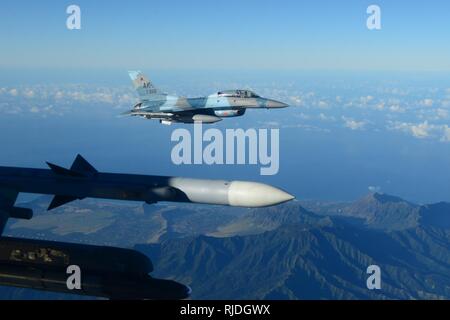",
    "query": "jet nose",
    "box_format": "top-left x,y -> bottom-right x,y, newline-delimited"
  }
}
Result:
266,99 -> 289,108
228,181 -> 295,207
